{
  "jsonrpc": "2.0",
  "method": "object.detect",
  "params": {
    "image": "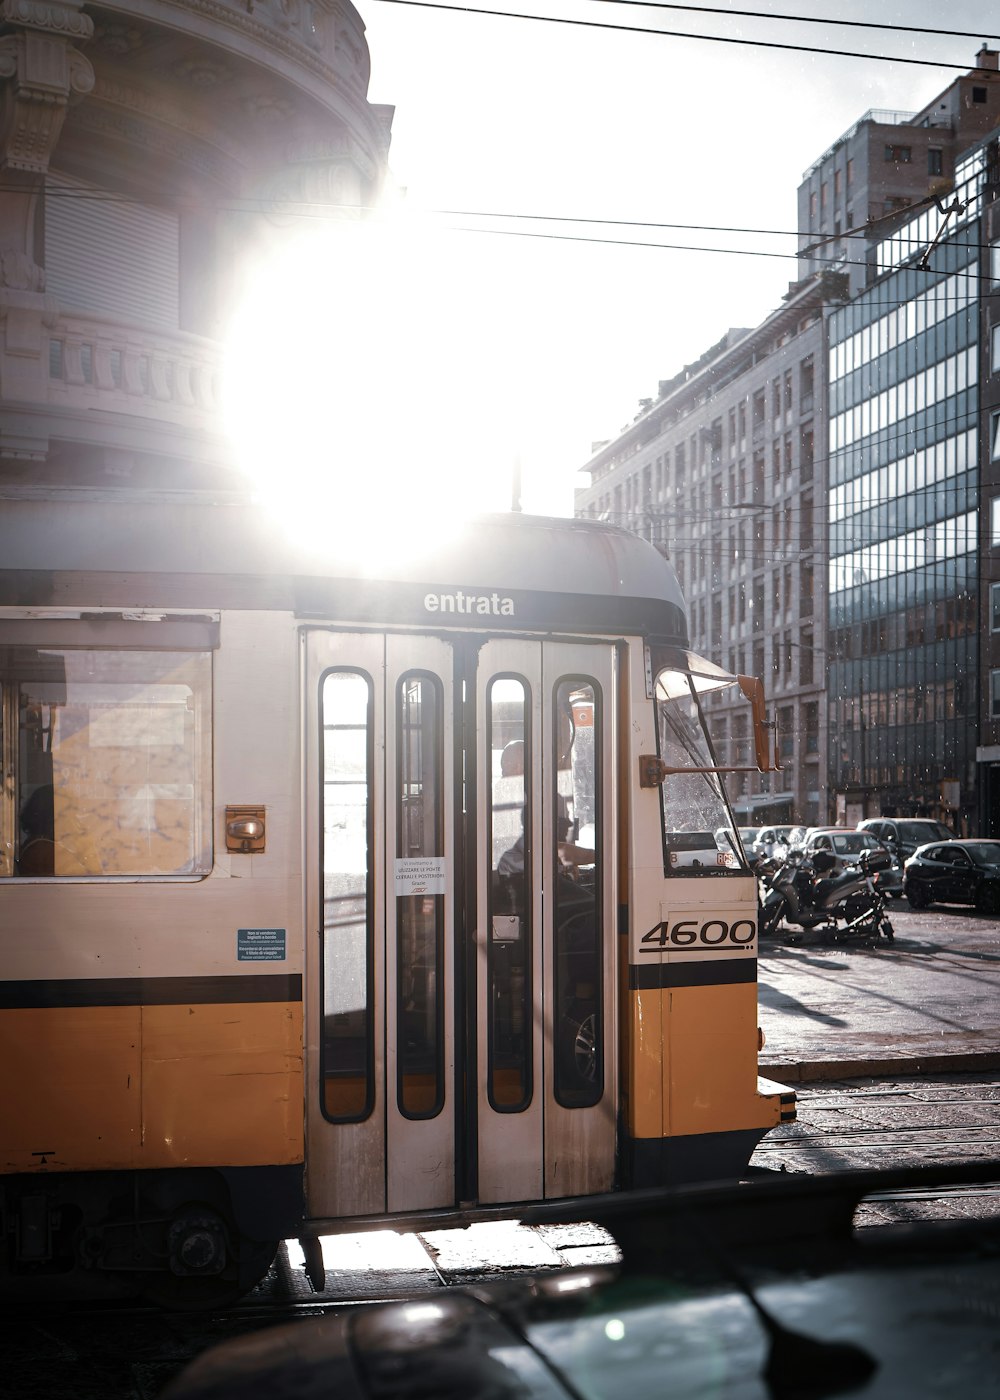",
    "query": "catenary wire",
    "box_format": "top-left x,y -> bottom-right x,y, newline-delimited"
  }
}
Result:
582,2 -> 1000,44
11,185 -> 999,284
370,0 -> 1000,71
